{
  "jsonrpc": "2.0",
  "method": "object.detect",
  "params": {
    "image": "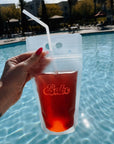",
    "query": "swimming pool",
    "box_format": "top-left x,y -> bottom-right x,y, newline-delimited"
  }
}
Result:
0,33 -> 114,144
